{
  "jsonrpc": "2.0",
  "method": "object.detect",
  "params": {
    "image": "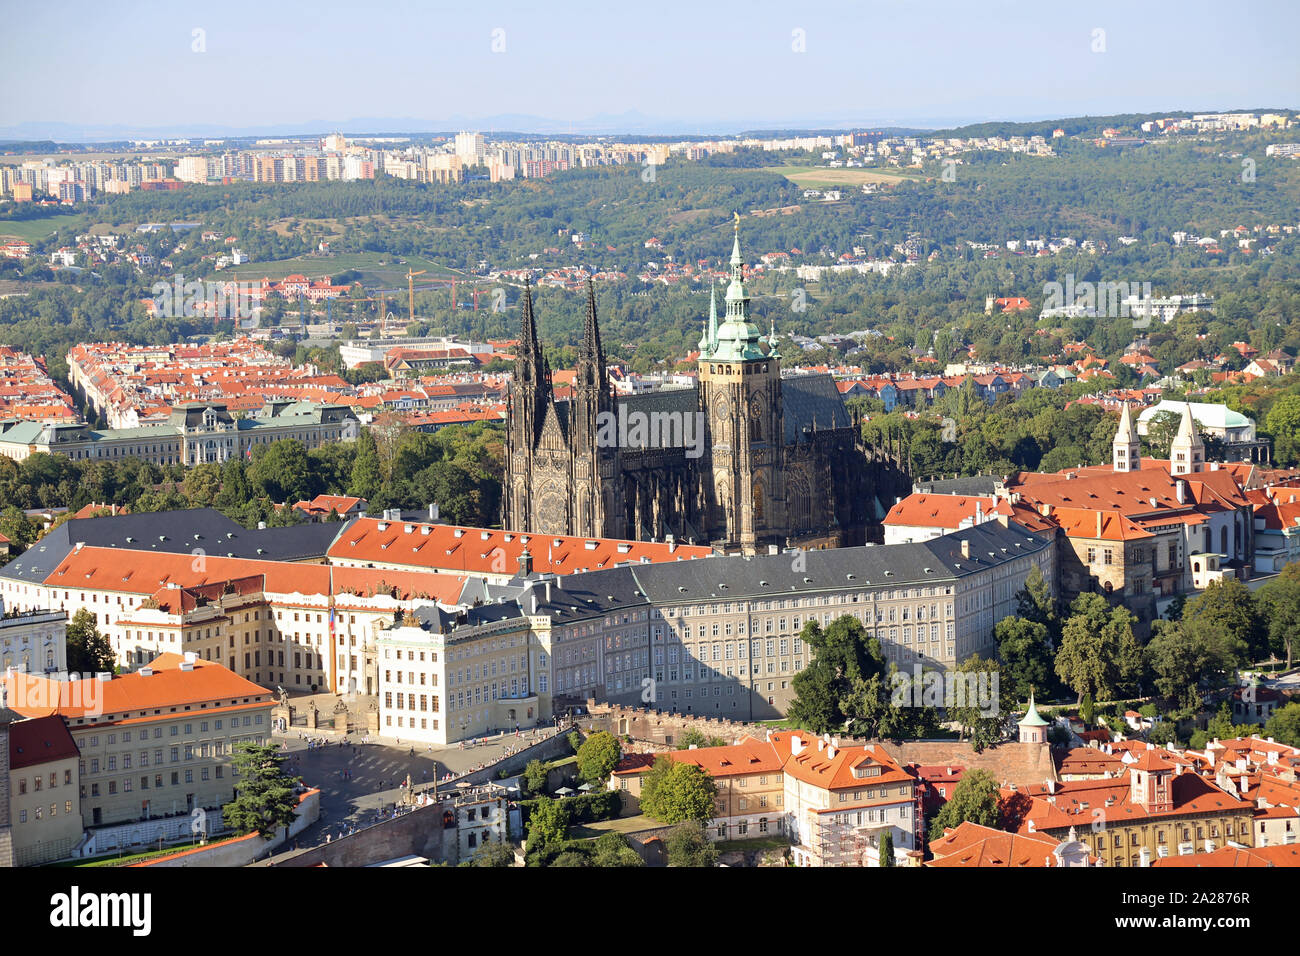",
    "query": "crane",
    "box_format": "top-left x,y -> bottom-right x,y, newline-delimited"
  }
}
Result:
405,269 -> 427,327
